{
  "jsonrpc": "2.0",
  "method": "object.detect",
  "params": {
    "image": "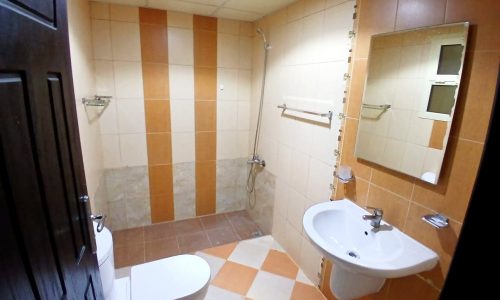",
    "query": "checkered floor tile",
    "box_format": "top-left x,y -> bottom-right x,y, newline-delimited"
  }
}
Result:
195,236 -> 326,300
